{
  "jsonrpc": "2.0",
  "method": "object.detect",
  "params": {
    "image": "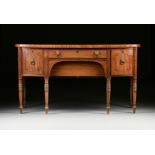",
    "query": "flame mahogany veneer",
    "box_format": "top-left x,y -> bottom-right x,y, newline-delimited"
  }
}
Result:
15,44 -> 140,114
